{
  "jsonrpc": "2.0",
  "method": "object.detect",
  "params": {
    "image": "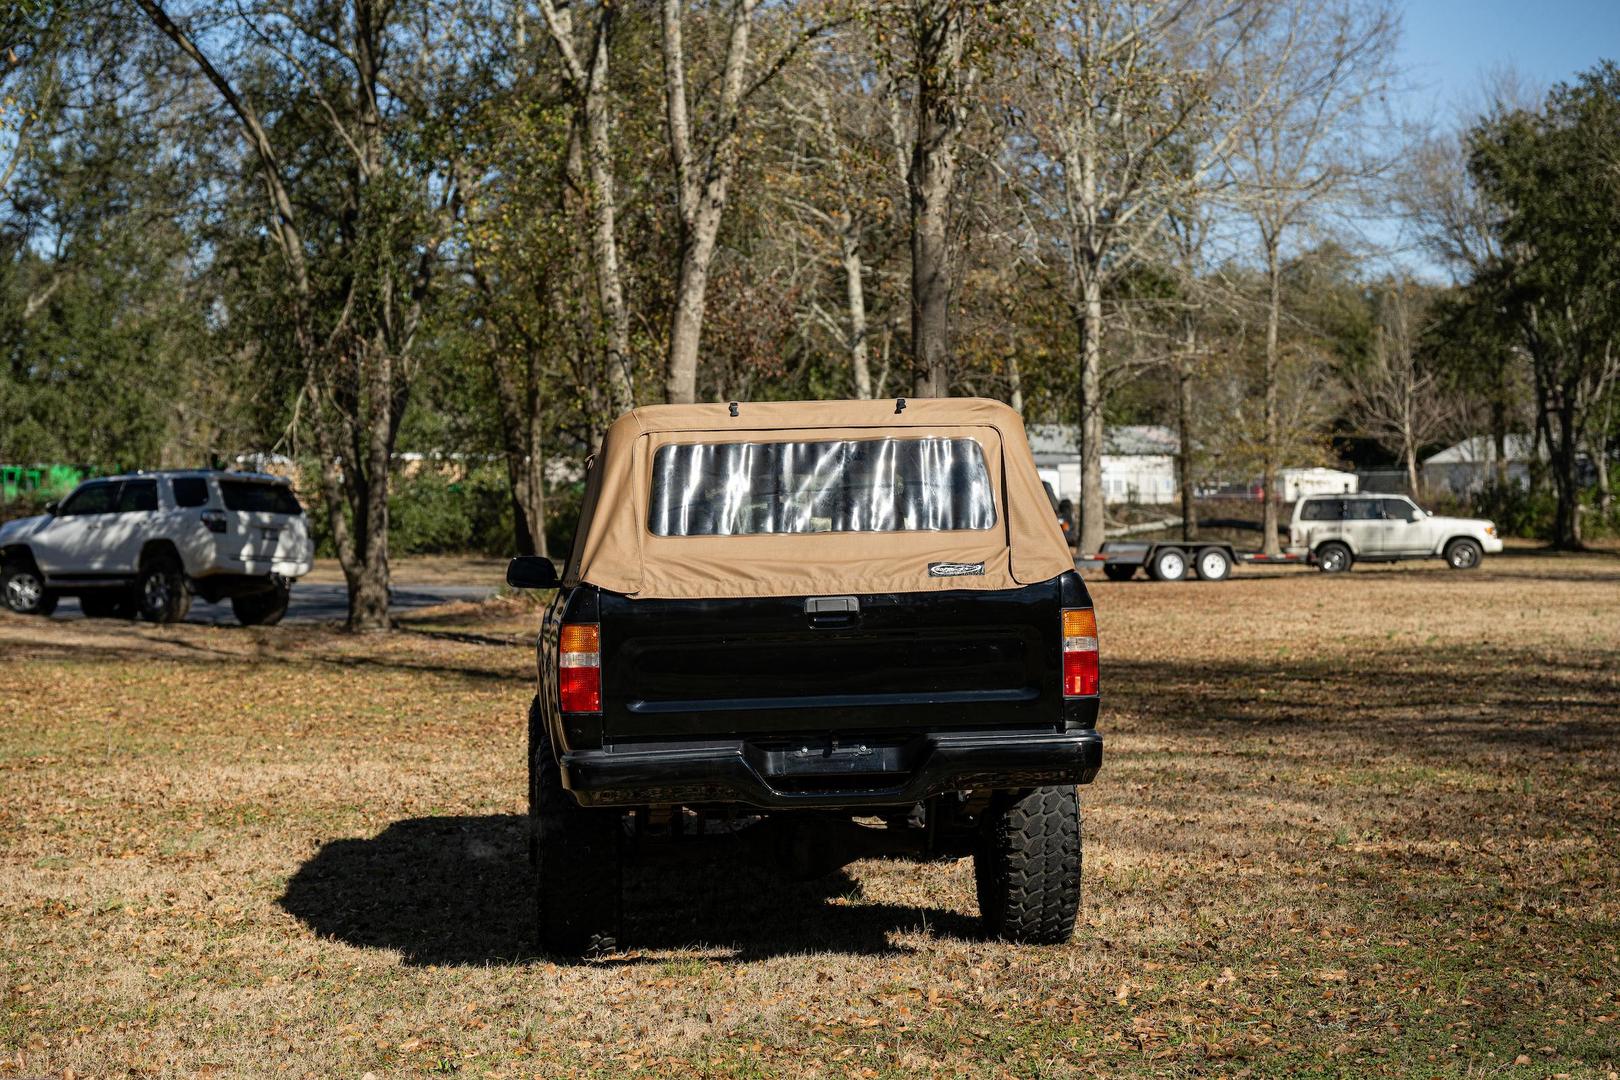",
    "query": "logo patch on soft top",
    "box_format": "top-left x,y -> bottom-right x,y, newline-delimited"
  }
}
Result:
929,561 -> 985,577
